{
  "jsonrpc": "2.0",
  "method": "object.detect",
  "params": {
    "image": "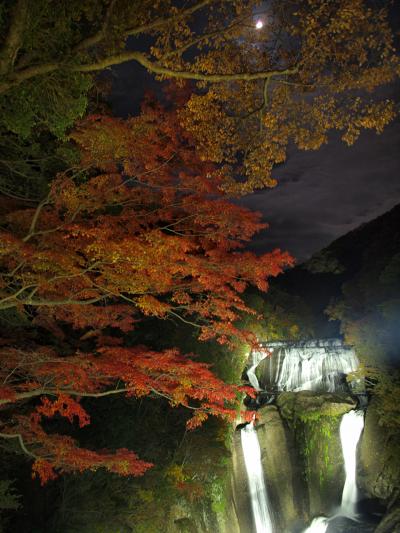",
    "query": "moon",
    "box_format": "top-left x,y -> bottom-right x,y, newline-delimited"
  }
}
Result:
255,20 -> 263,29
